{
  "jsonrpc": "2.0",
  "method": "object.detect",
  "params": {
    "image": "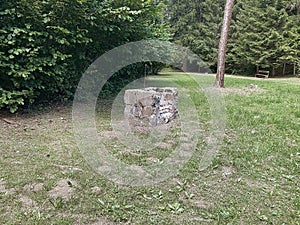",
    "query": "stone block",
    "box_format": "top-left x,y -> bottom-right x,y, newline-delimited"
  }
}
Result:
124,87 -> 178,127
